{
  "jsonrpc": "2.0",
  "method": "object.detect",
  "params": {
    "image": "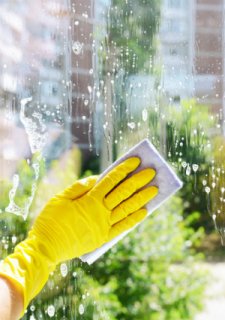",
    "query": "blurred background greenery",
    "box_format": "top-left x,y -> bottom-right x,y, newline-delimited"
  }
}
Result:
1,98 -> 221,319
